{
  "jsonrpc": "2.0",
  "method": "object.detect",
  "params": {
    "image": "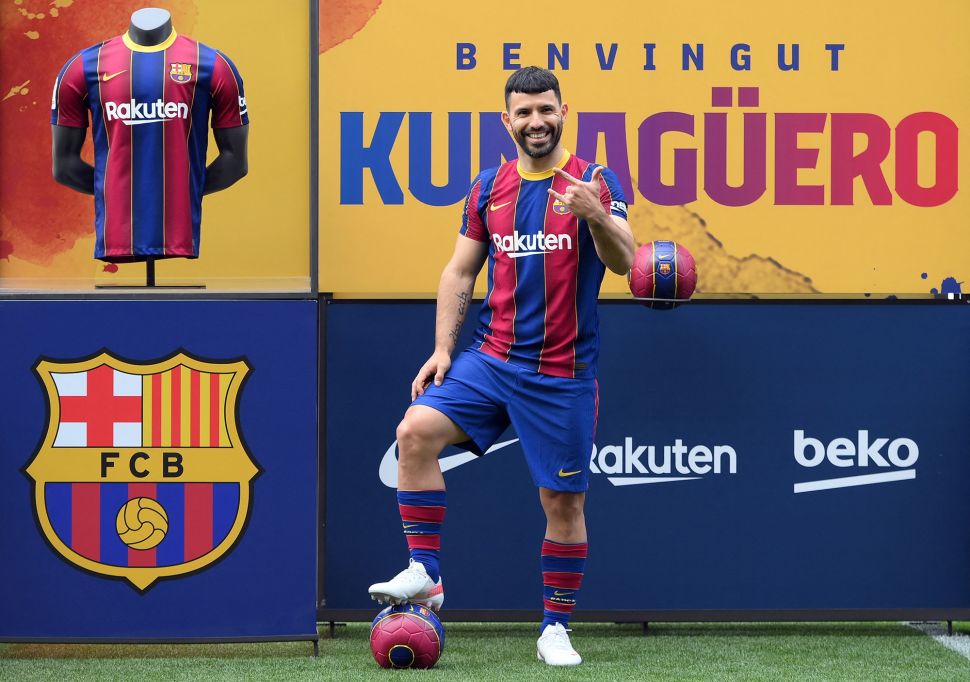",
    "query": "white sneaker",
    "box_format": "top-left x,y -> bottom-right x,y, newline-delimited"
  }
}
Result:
537,622 -> 582,666
368,560 -> 444,611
